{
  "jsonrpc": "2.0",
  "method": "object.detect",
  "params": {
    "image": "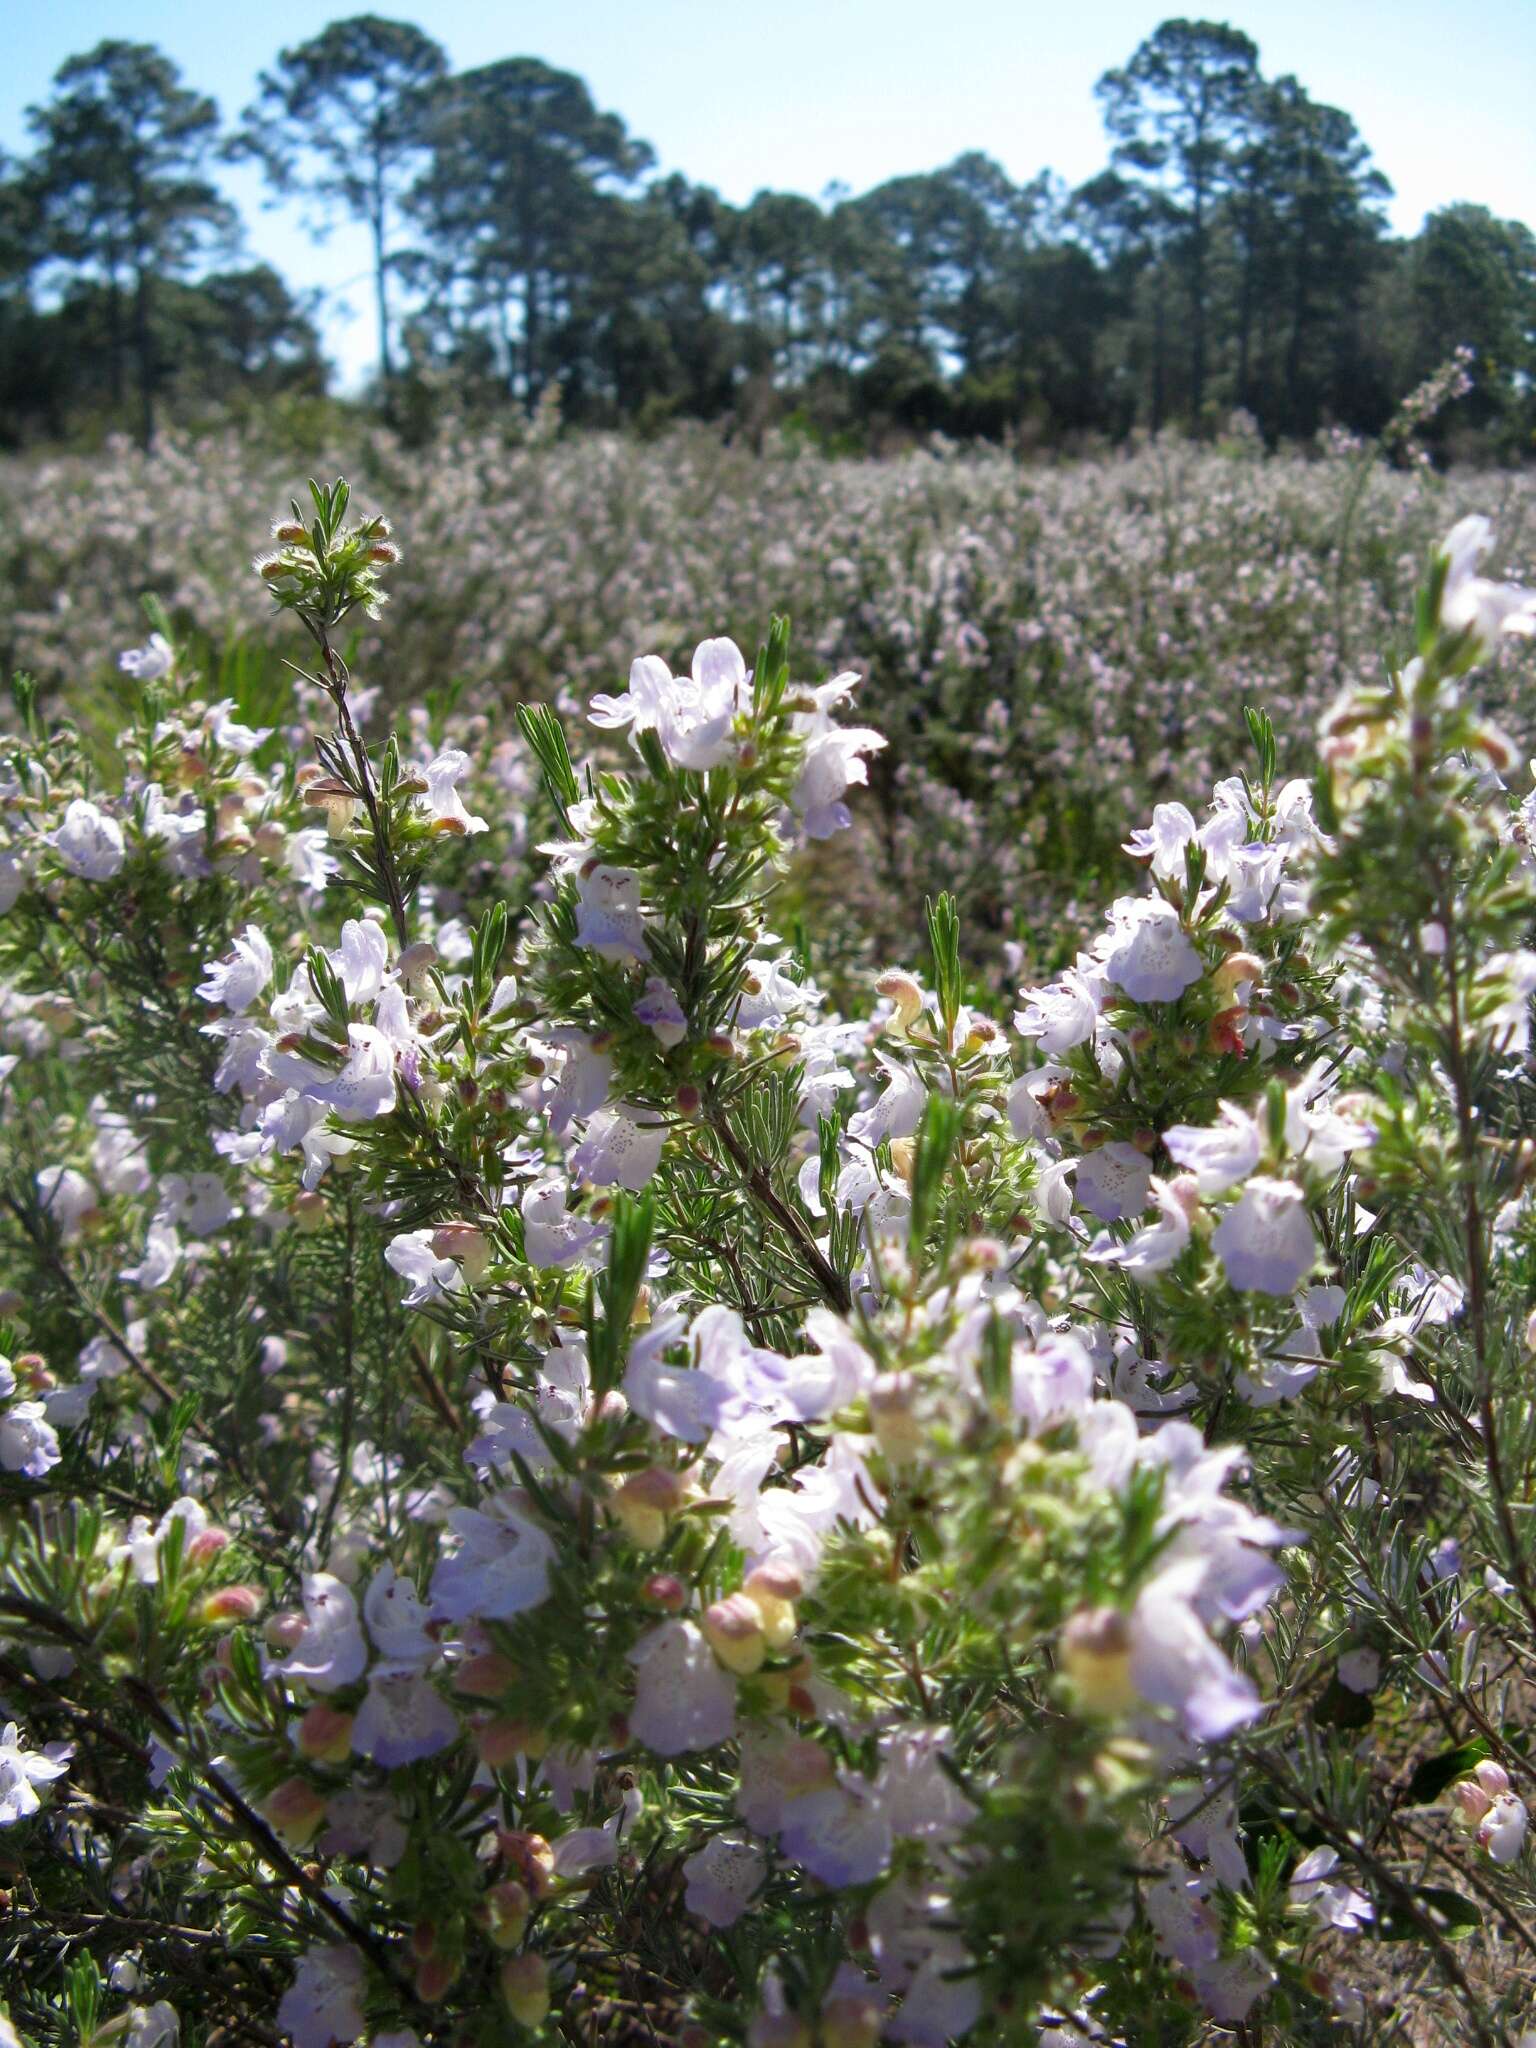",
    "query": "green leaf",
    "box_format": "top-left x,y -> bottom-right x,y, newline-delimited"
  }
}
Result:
517,703 -> 581,814
1402,1737 -> 1490,1806
925,892 -> 962,1040
1378,1886 -> 1482,1941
